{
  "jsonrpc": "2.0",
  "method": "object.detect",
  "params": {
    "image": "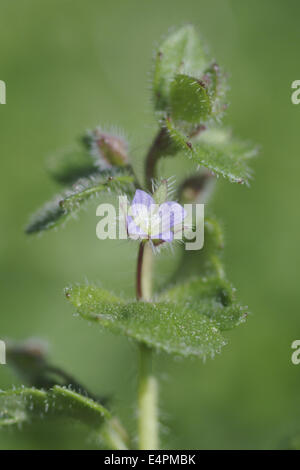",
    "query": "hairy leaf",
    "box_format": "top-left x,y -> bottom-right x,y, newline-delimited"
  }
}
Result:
170,74 -> 211,123
153,25 -> 209,112
25,168 -> 135,234
159,276 -> 248,331
171,216 -> 225,283
6,339 -> 105,402
160,217 -> 248,331
65,284 -> 227,359
166,119 -> 257,184
202,63 -> 228,117
0,386 -> 110,429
